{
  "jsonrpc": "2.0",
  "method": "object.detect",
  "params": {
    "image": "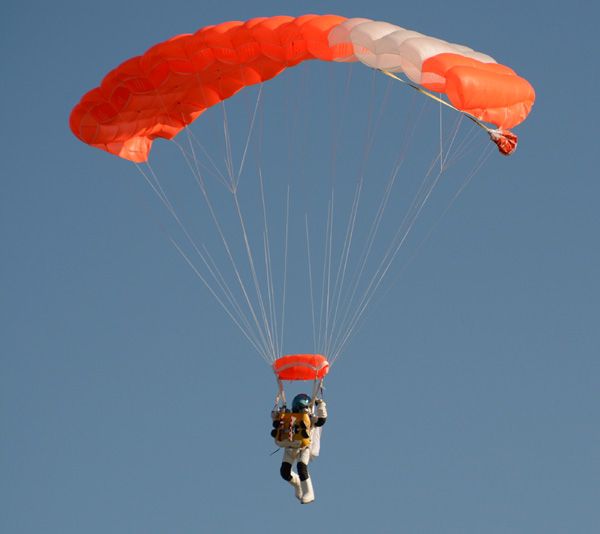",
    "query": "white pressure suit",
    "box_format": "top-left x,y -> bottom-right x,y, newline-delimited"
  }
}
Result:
272,400 -> 327,504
